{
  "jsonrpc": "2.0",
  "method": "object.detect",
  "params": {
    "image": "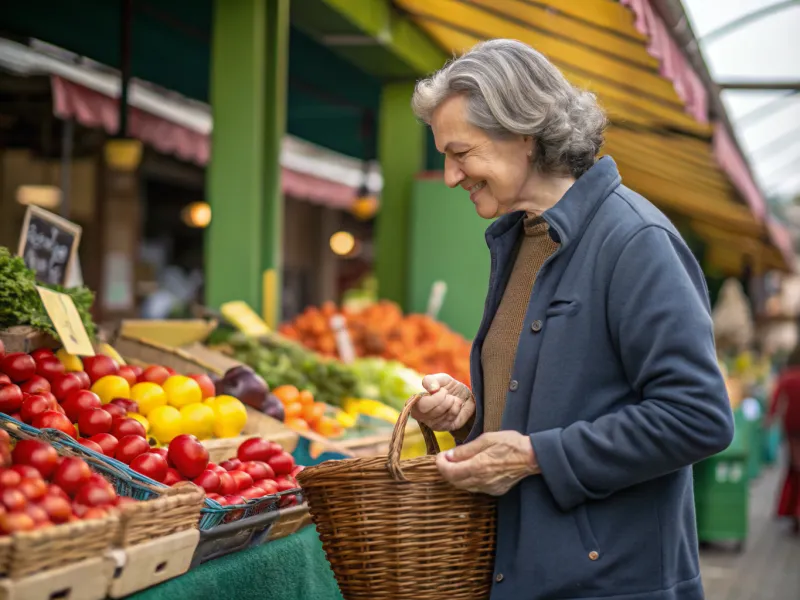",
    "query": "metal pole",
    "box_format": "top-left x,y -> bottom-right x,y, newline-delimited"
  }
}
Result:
60,119 -> 74,218
119,0 -> 132,137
